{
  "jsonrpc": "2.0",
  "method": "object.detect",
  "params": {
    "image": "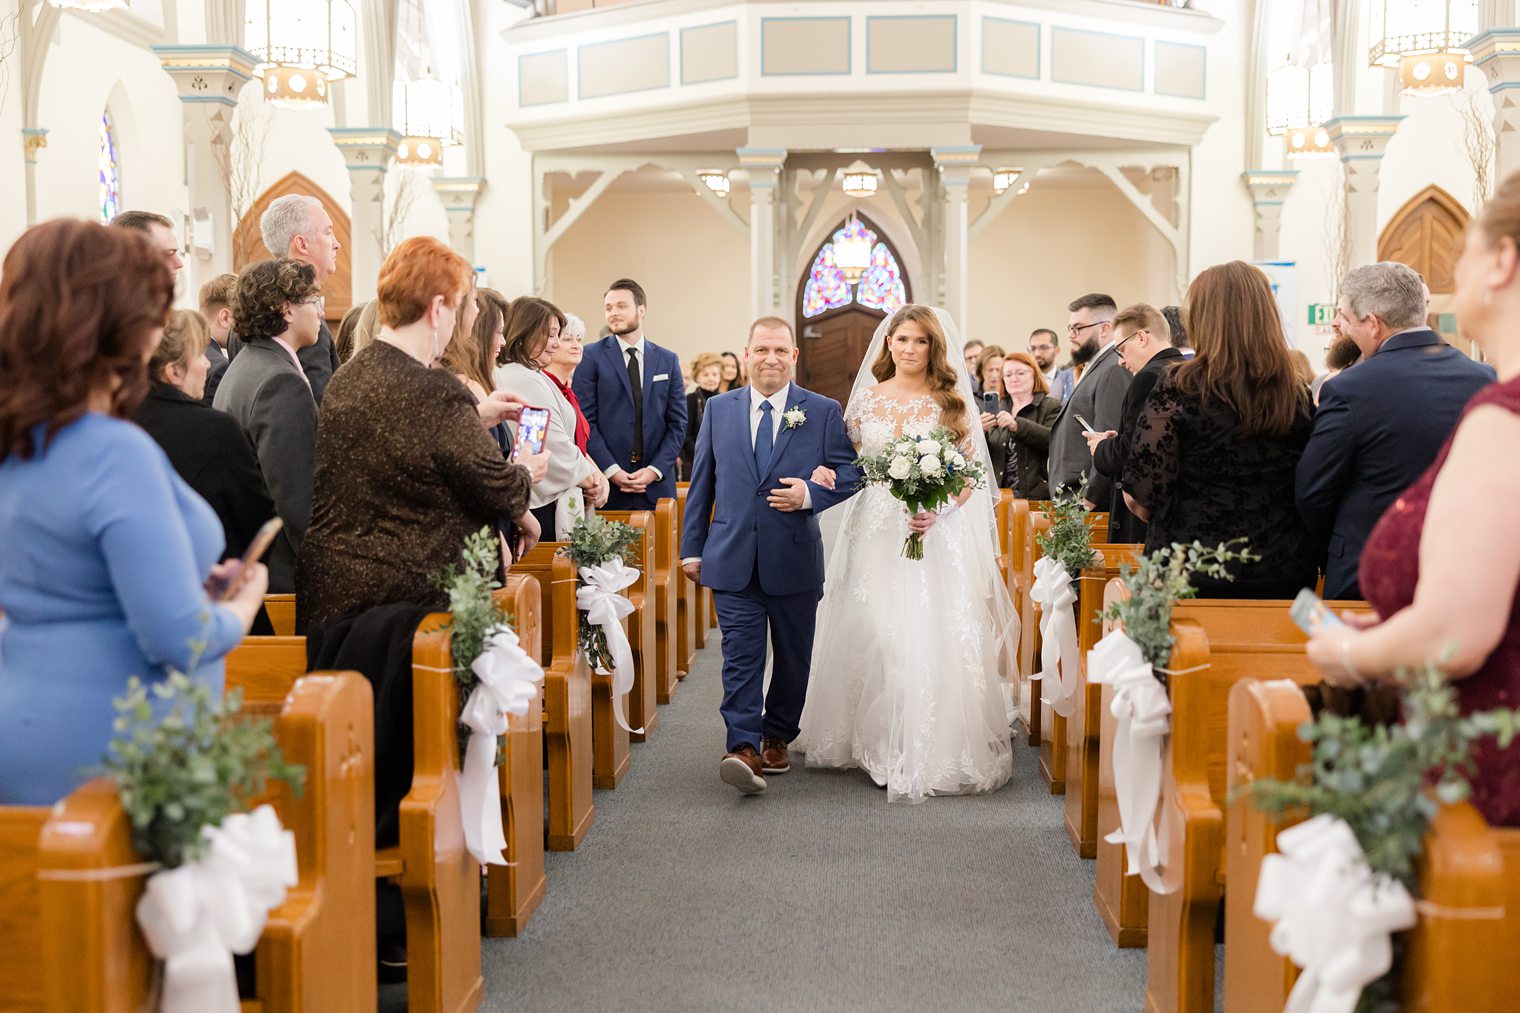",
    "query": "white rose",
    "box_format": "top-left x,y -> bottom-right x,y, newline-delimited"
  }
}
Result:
888,455 -> 912,480
947,450 -> 965,468
919,455 -> 943,477
895,441 -> 915,454
918,440 -> 941,457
